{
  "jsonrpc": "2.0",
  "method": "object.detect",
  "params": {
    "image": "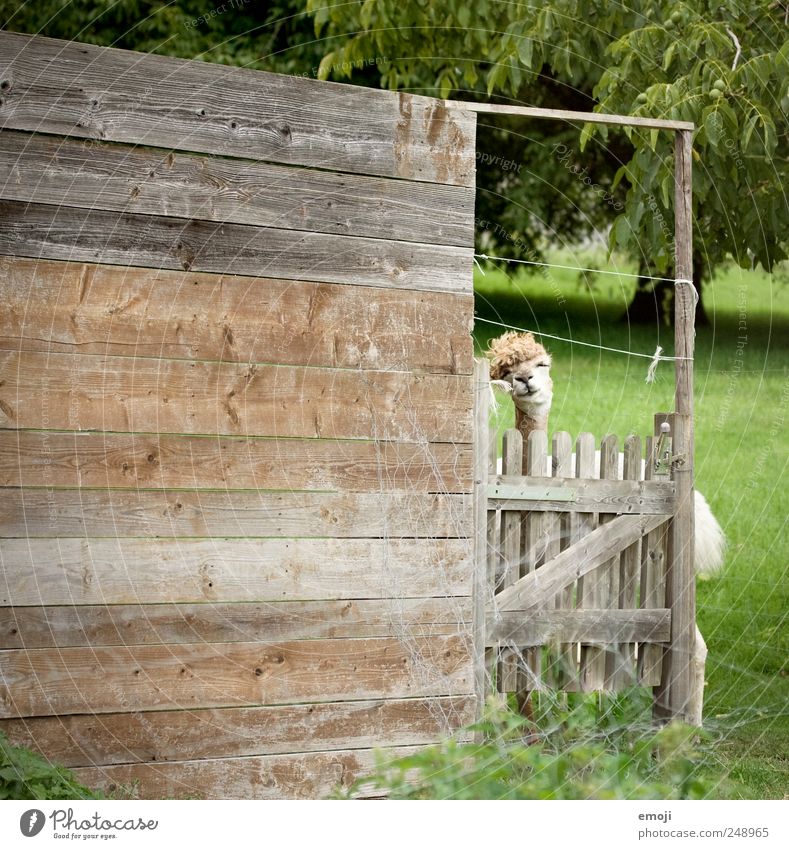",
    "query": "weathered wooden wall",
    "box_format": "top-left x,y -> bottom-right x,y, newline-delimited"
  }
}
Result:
0,31 -> 478,799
